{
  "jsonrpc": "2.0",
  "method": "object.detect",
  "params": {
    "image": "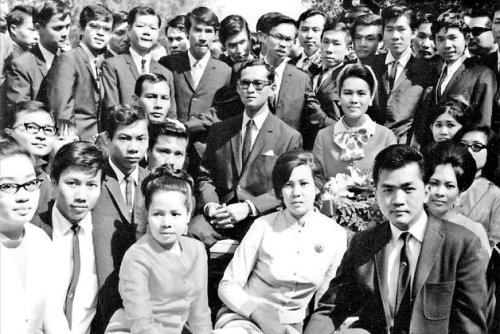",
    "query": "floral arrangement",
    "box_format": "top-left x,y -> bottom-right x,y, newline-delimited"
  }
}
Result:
322,166 -> 385,232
